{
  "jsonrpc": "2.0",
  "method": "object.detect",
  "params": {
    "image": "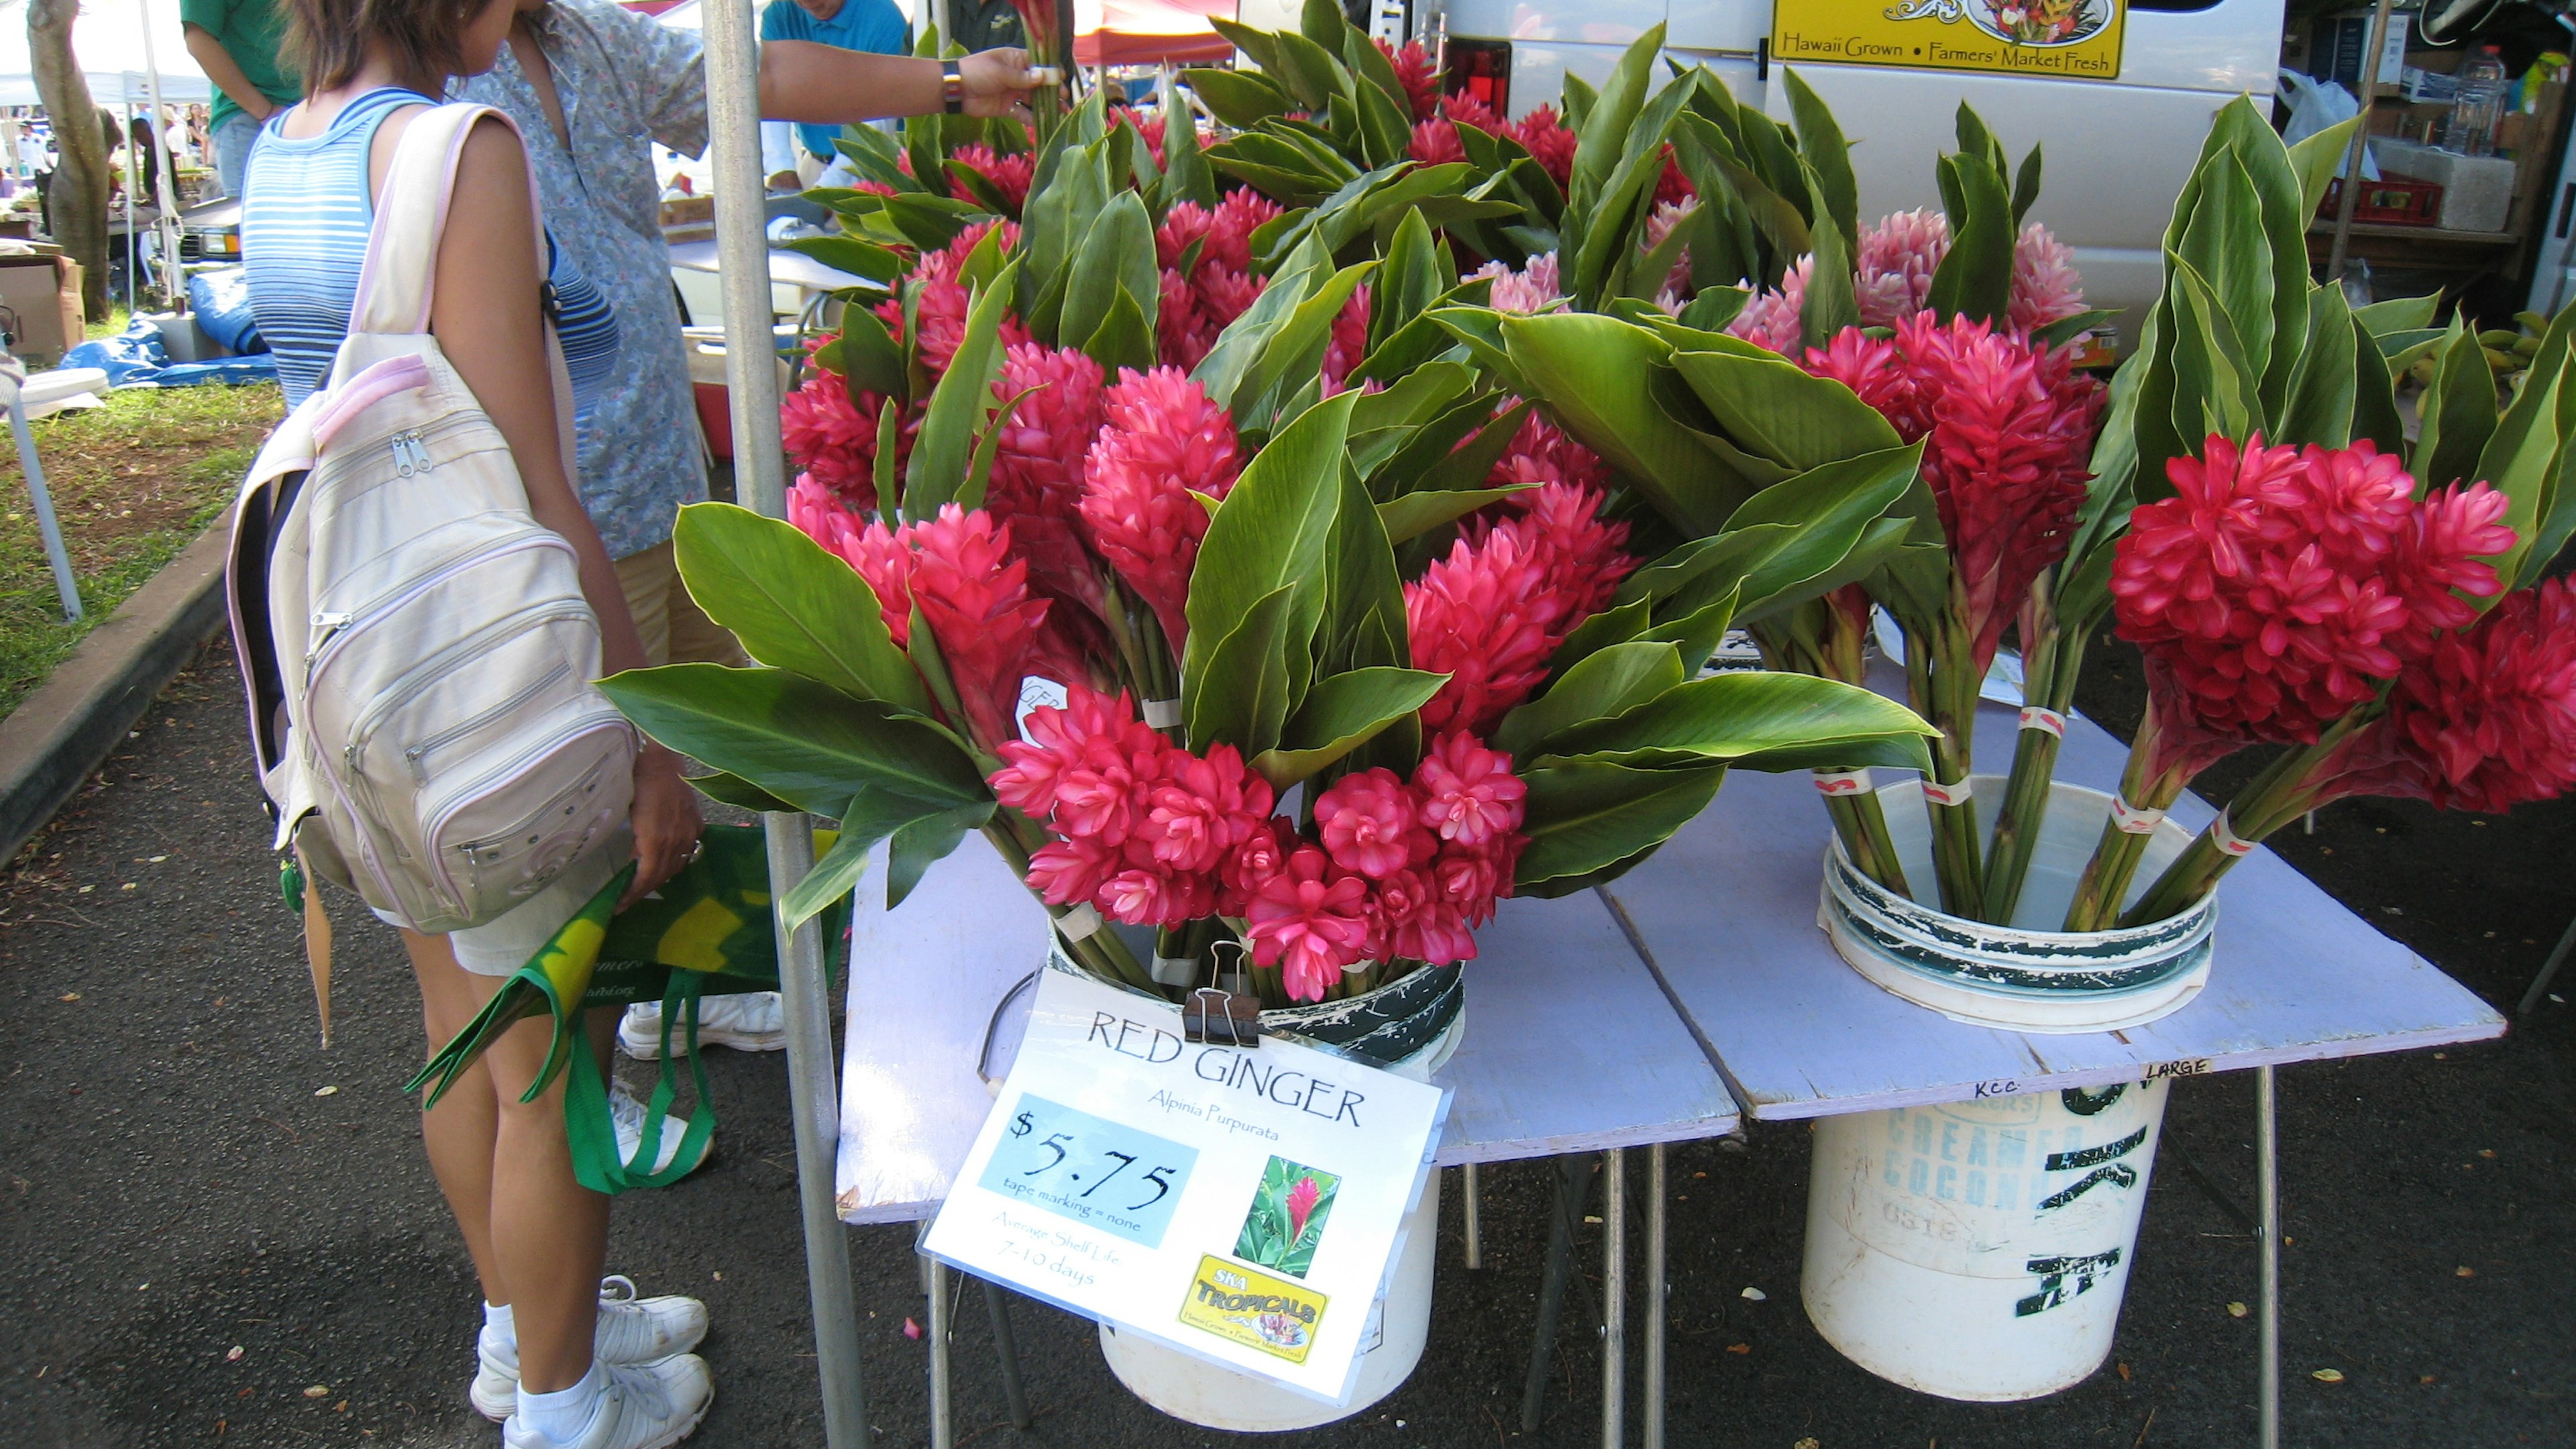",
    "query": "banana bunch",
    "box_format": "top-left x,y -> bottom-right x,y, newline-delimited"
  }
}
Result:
2481,313 -> 2550,386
